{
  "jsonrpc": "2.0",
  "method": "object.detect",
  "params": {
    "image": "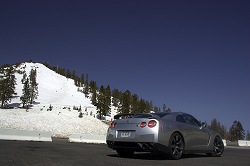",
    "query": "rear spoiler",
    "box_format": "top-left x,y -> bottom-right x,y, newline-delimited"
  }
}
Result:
114,113 -> 152,119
